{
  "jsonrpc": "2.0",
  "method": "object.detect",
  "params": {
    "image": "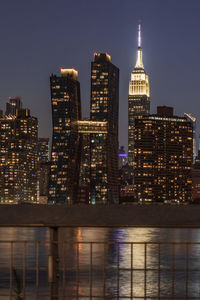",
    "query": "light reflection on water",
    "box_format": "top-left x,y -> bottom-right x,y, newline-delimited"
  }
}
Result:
0,227 -> 200,299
